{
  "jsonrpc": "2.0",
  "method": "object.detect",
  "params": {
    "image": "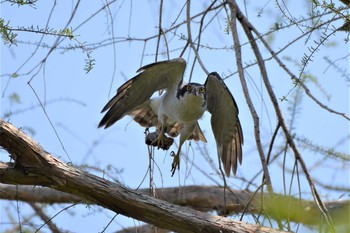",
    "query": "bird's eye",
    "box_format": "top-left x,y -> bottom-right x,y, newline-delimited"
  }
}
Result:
186,85 -> 192,91
199,87 -> 205,93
